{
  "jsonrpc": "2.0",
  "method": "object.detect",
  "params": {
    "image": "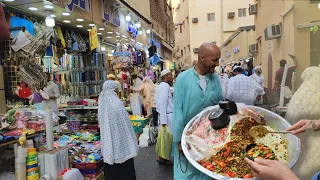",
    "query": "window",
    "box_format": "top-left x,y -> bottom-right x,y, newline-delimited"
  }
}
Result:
184,47 -> 186,54
186,16 -> 189,24
238,8 -> 246,17
180,26 -> 182,33
181,50 -> 183,57
188,45 -> 190,52
207,13 -> 215,21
